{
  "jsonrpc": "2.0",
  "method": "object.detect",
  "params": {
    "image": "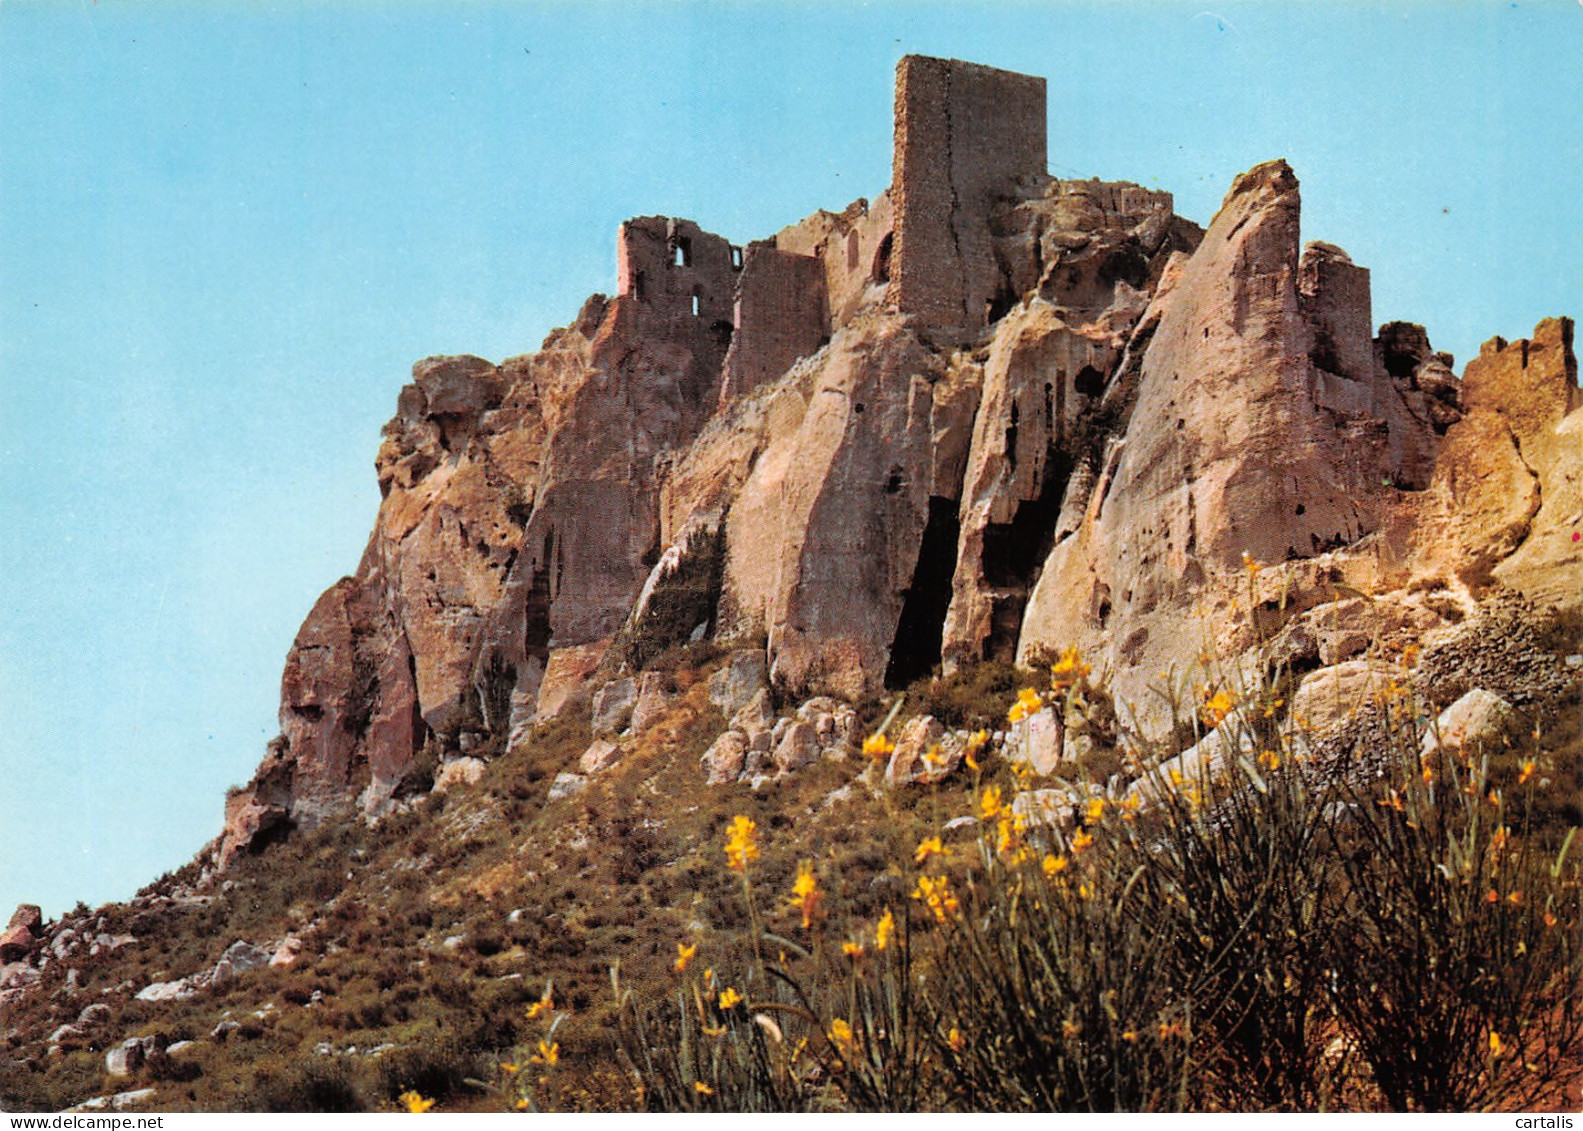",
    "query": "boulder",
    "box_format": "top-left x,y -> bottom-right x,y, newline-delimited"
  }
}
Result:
432,756 -> 487,793
1128,724 -> 1255,808
884,715 -> 962,786
729,687 -> 775,737
1290,661 -> 1399,738
0,926 -> 34,963
77,1002 -> 112,1028
270,936 -> 304,968
222,940 -> 269,973
1422,688 -> 1519,758
701,730 -> 750,785
1012,788 -> 1082,828
708,649 -> 769,716
546,772 -> 587,802
591,678 -> 638,734
577,738 -> 622,775
772,721 -> 820,773
629,671 -> 676,733
49,1024 -> 87,1047
7,904 -> 42,935
135,979 -> 196,1003
105,1036 -> 158,1077
1009,707 -> 1064,777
